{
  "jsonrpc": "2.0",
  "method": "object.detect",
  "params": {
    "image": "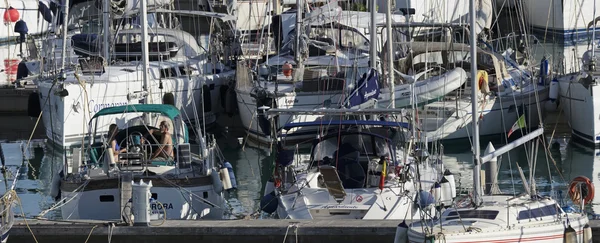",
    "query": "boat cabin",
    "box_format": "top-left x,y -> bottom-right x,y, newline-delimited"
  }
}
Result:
429,195 -> 564,230
84,104 -> 197,174
278,120 -> 411,190
311,131 -> 396,189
